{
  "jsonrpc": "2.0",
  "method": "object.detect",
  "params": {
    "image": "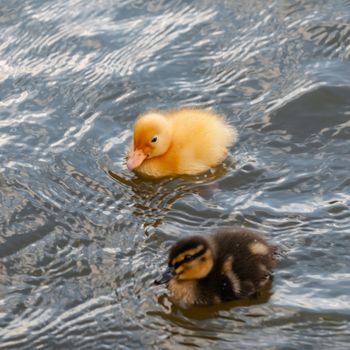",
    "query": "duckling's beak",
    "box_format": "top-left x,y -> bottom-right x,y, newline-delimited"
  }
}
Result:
154,266 -> 175,285
127,149 -> 146,171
